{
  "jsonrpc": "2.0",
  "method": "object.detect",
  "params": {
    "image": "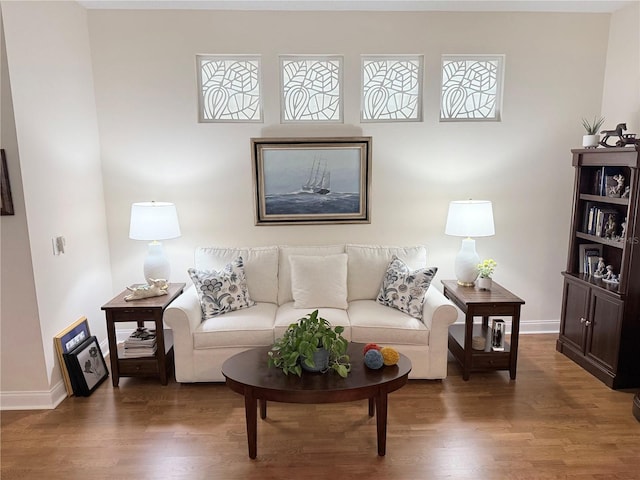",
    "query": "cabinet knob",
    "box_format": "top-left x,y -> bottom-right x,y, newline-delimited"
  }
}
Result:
580,317 -> 586,324
585,320 -> 592,327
